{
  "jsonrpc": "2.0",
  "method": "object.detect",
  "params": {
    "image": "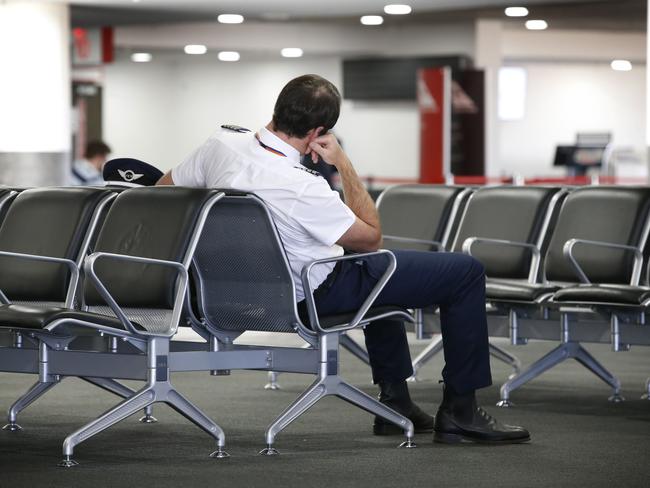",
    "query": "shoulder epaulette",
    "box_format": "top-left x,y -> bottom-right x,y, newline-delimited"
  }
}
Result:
221,124 -> 251,133
293,165 -> 324,179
